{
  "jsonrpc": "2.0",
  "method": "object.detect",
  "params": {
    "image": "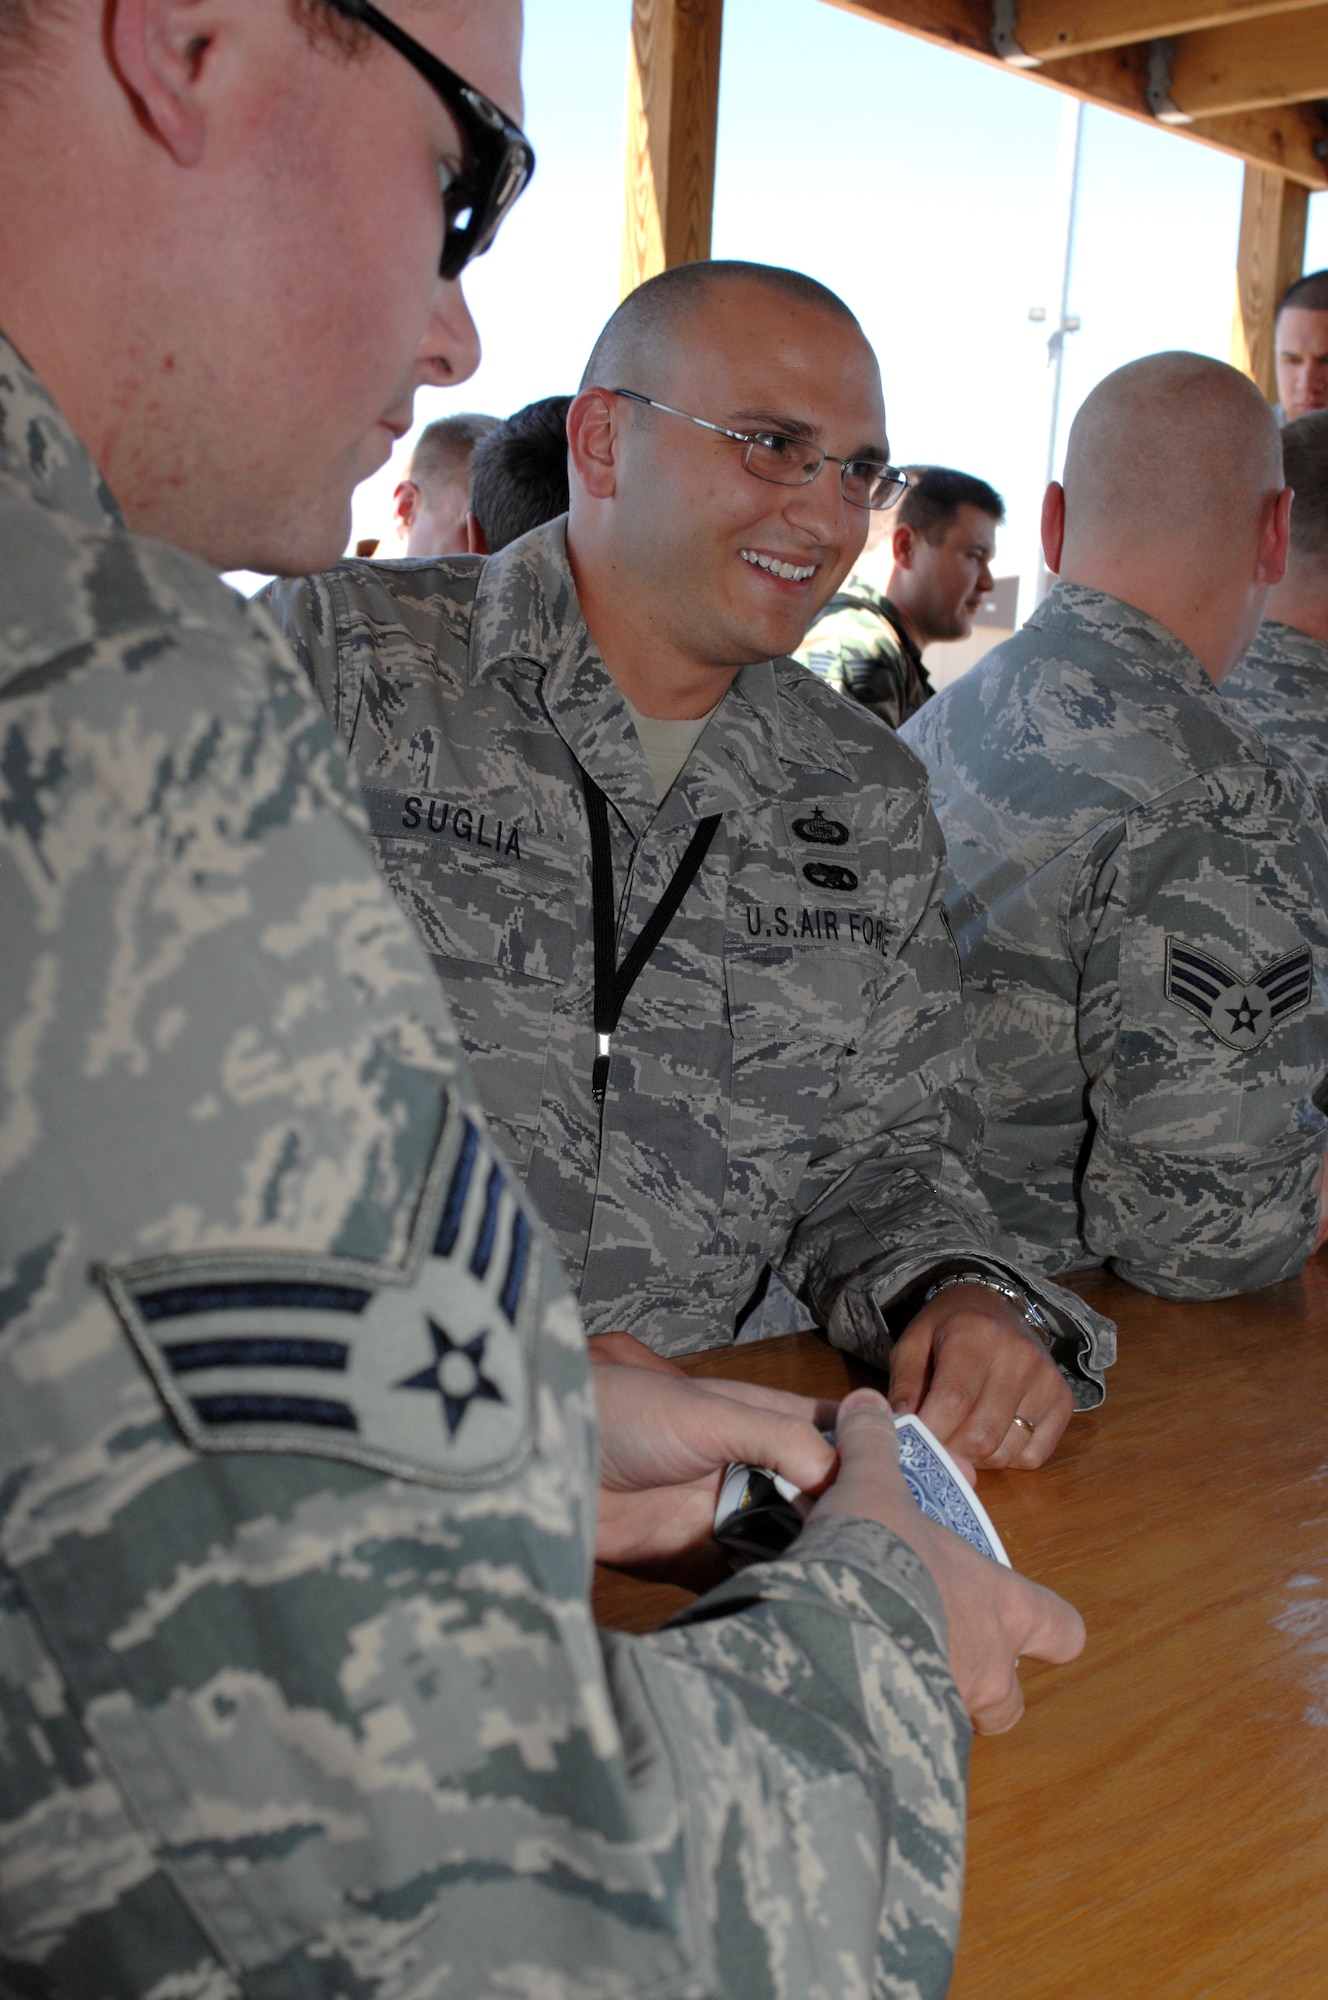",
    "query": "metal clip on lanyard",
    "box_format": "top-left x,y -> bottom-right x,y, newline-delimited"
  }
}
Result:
582,770 -> 721,1104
